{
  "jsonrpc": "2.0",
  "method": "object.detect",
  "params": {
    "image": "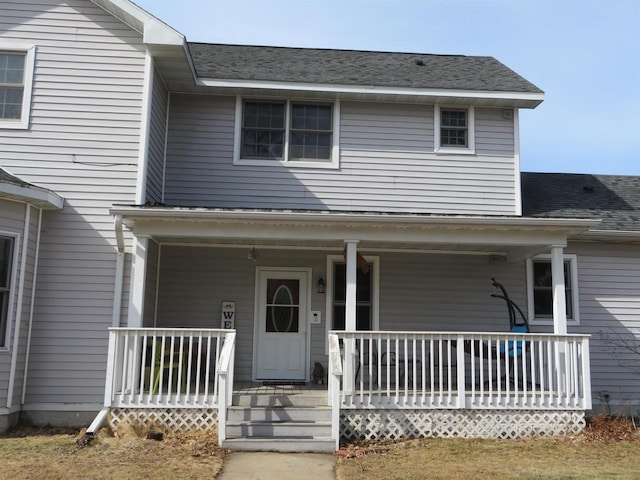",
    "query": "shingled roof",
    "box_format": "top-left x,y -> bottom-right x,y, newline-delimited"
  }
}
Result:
521,173 -> 640,232
0,167 -> 31,187
188,43 -> 543,93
